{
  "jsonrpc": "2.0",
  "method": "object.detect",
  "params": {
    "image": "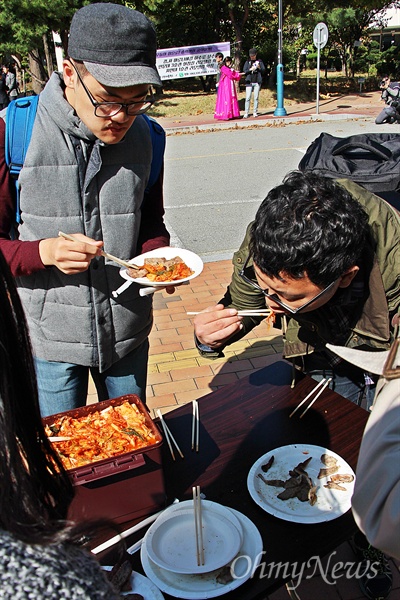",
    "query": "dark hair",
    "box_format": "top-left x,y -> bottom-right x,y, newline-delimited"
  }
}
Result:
224,56 -> 232,65
250,171 -> 370,288
0,248 -> 75,544
215,52 -> 223,60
